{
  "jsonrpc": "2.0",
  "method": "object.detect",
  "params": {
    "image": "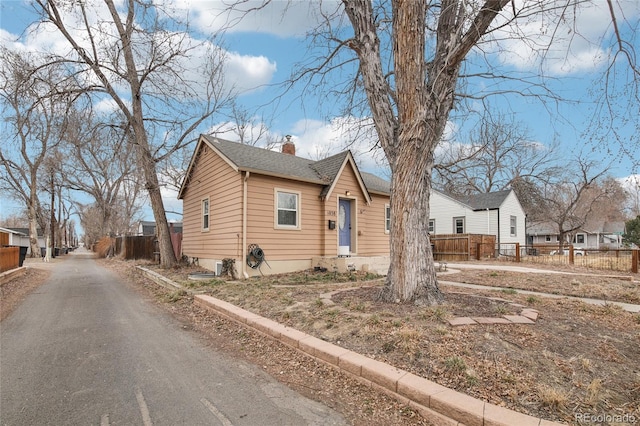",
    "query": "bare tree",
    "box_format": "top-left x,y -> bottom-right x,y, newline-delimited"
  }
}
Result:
534,158 -> 622,251
32,0 -> 234,267
285,0 -> 637,304
0,48 -> 72,257
434,109 -> 560,197
60,106 -> 144,239
338,0 -> 512,304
